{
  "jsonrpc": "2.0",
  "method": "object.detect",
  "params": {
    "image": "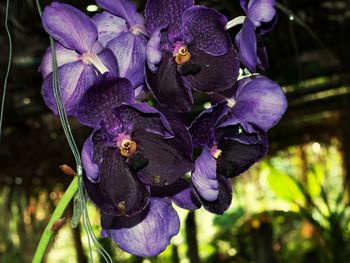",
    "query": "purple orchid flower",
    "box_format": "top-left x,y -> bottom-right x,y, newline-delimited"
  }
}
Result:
78,74 -> 194,216
235,0 -> 277,72
39,2 -> 119,116
144,0 -> 240,113
93,0 -> 148,87
189,75 -> 287,214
